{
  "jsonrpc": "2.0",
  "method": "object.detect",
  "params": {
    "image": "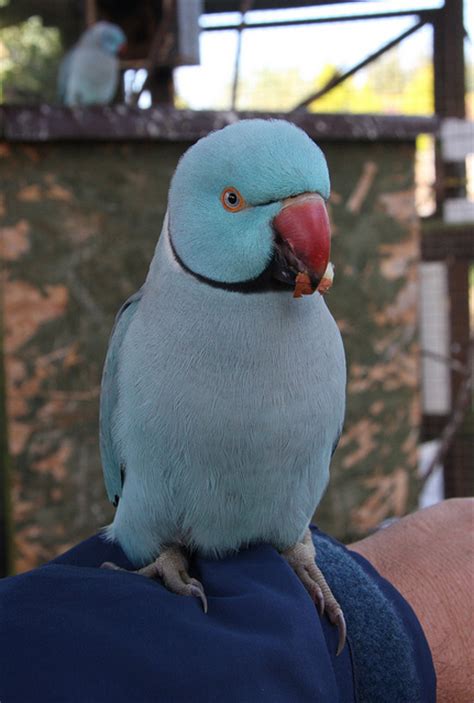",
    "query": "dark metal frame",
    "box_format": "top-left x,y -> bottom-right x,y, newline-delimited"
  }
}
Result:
421,226 -> 473,498
202,0 -> 465,118
74,0 -> 465,119
202,6 -> 438,31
